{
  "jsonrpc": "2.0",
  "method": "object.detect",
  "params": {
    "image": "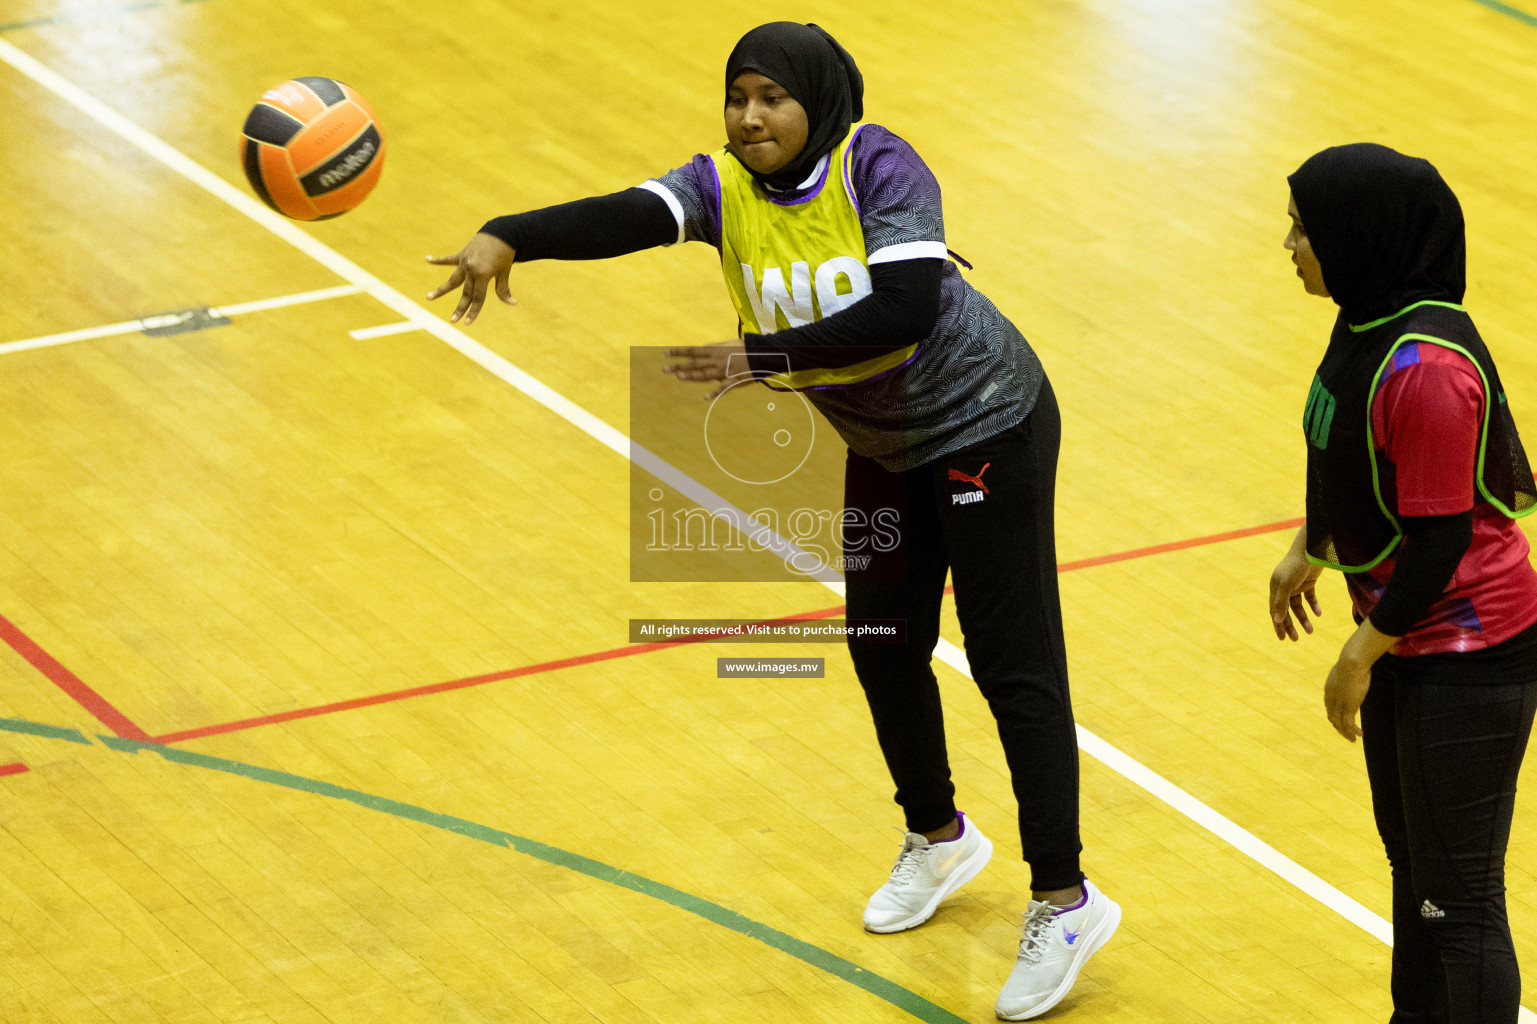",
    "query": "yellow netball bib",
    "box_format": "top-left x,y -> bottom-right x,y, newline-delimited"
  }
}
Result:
712,124 -> 917,389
